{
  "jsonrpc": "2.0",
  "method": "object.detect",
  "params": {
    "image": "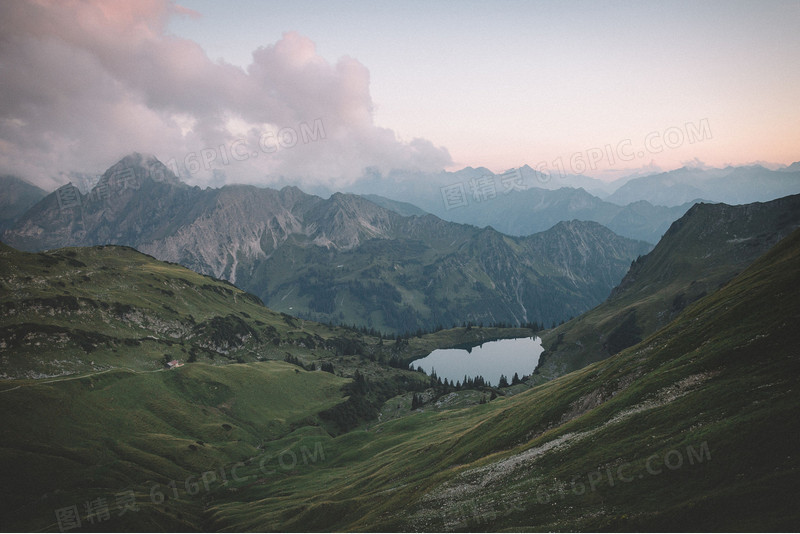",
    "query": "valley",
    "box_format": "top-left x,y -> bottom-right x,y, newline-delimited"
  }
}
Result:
2,154 -> 800,532
1,224 -> 798,531
2,3 -> 799,531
